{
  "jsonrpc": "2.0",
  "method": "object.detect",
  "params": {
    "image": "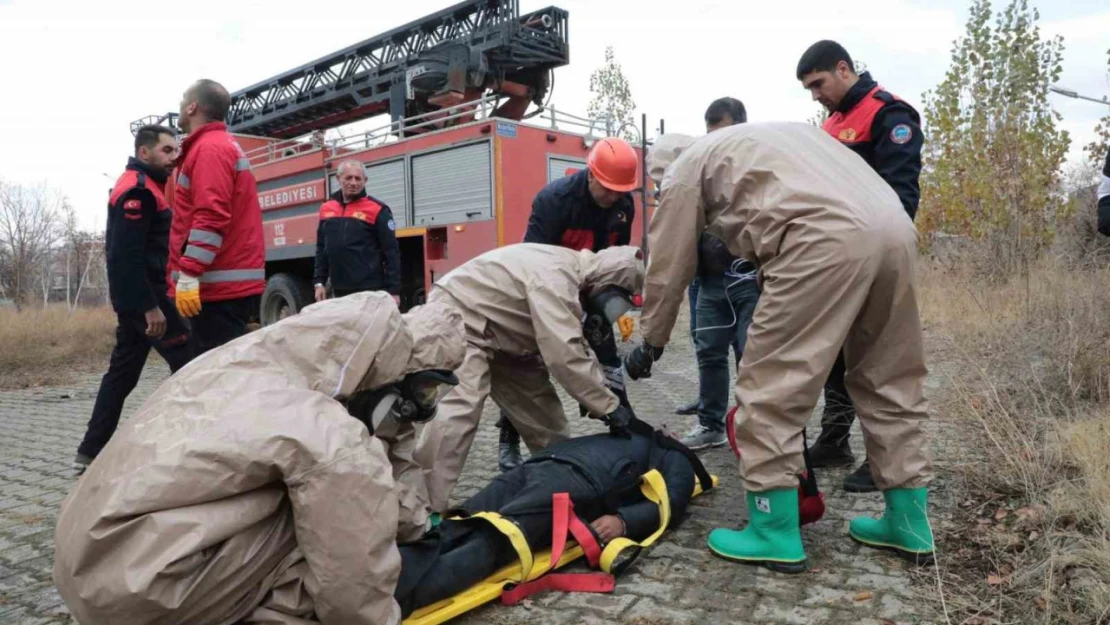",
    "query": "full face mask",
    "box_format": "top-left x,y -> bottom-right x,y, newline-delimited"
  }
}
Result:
586,286 -> 634,325
346,369 -> 459,434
